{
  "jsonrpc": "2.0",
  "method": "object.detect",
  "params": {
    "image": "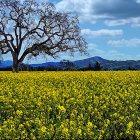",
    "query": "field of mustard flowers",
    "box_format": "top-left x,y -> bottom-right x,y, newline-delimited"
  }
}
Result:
0,71 -> 140,139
